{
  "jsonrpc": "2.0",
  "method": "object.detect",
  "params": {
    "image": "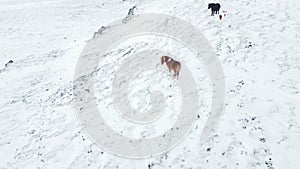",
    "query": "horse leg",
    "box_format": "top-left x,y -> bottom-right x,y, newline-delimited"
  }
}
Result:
167,64 -> 172,73
176,70 -> 180,79
171,68 -> 176,77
